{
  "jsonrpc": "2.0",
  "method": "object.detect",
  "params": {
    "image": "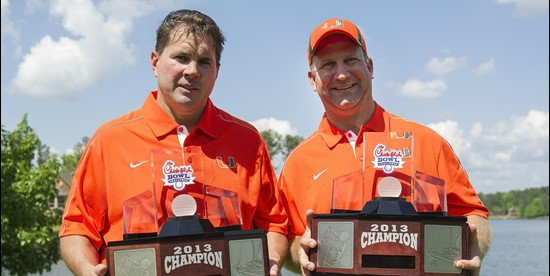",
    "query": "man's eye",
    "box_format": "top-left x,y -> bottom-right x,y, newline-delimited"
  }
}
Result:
321,62 -> 335,70
176,56 -> 190,63
345,58 -> 359,65
199,59 -> 212,66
